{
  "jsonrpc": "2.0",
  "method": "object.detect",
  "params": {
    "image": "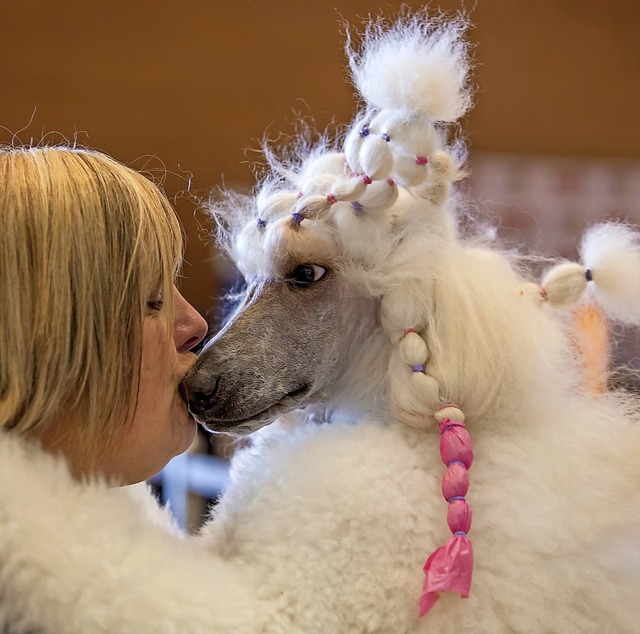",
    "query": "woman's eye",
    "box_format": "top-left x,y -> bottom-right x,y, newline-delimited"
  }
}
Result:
146,299 -> 164,312
291,264 -> 328,286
